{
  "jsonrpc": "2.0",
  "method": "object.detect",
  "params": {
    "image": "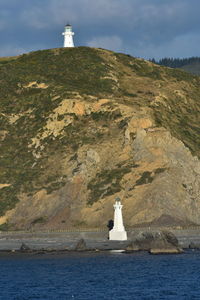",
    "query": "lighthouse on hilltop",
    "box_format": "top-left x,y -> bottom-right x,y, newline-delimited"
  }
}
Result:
62,24 -> 75,47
